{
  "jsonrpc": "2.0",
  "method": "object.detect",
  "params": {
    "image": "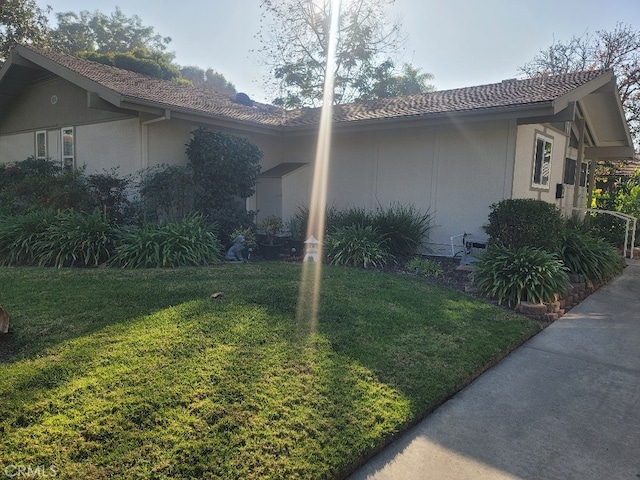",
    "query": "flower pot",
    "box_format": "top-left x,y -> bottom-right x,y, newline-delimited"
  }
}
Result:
260,243 -> 282,260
